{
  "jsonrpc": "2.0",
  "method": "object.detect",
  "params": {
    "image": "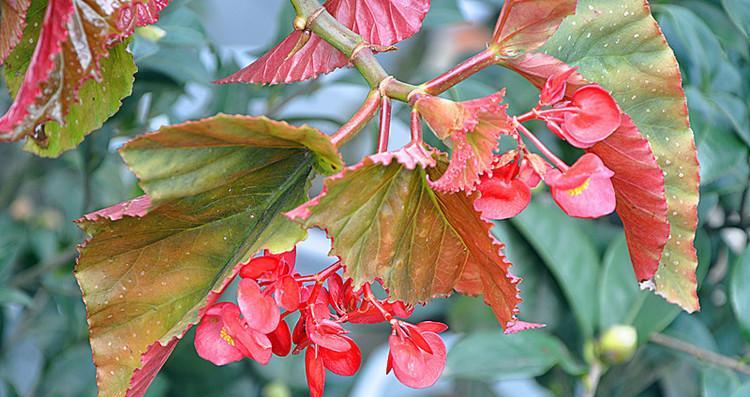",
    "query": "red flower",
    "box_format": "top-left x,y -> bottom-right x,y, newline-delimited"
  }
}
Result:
302,317 -> 362,397
539,67 -> 577,106
194,302 -> 274,365
545,153 -> 616,218
557,85 -> 621,148
475,158 -> 536,220
387,320 -> 448,389
240,249 -> 301,311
